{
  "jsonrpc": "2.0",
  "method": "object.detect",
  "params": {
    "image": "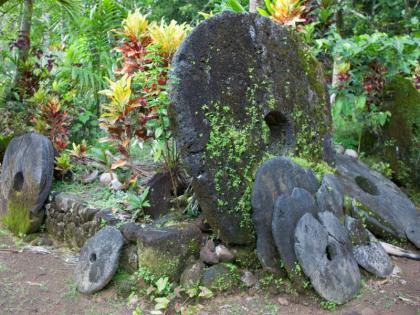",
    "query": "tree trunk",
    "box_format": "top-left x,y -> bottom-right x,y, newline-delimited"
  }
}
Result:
249,0 -> 262,13
9,0 -> 33,101
335,0 -> 344,36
